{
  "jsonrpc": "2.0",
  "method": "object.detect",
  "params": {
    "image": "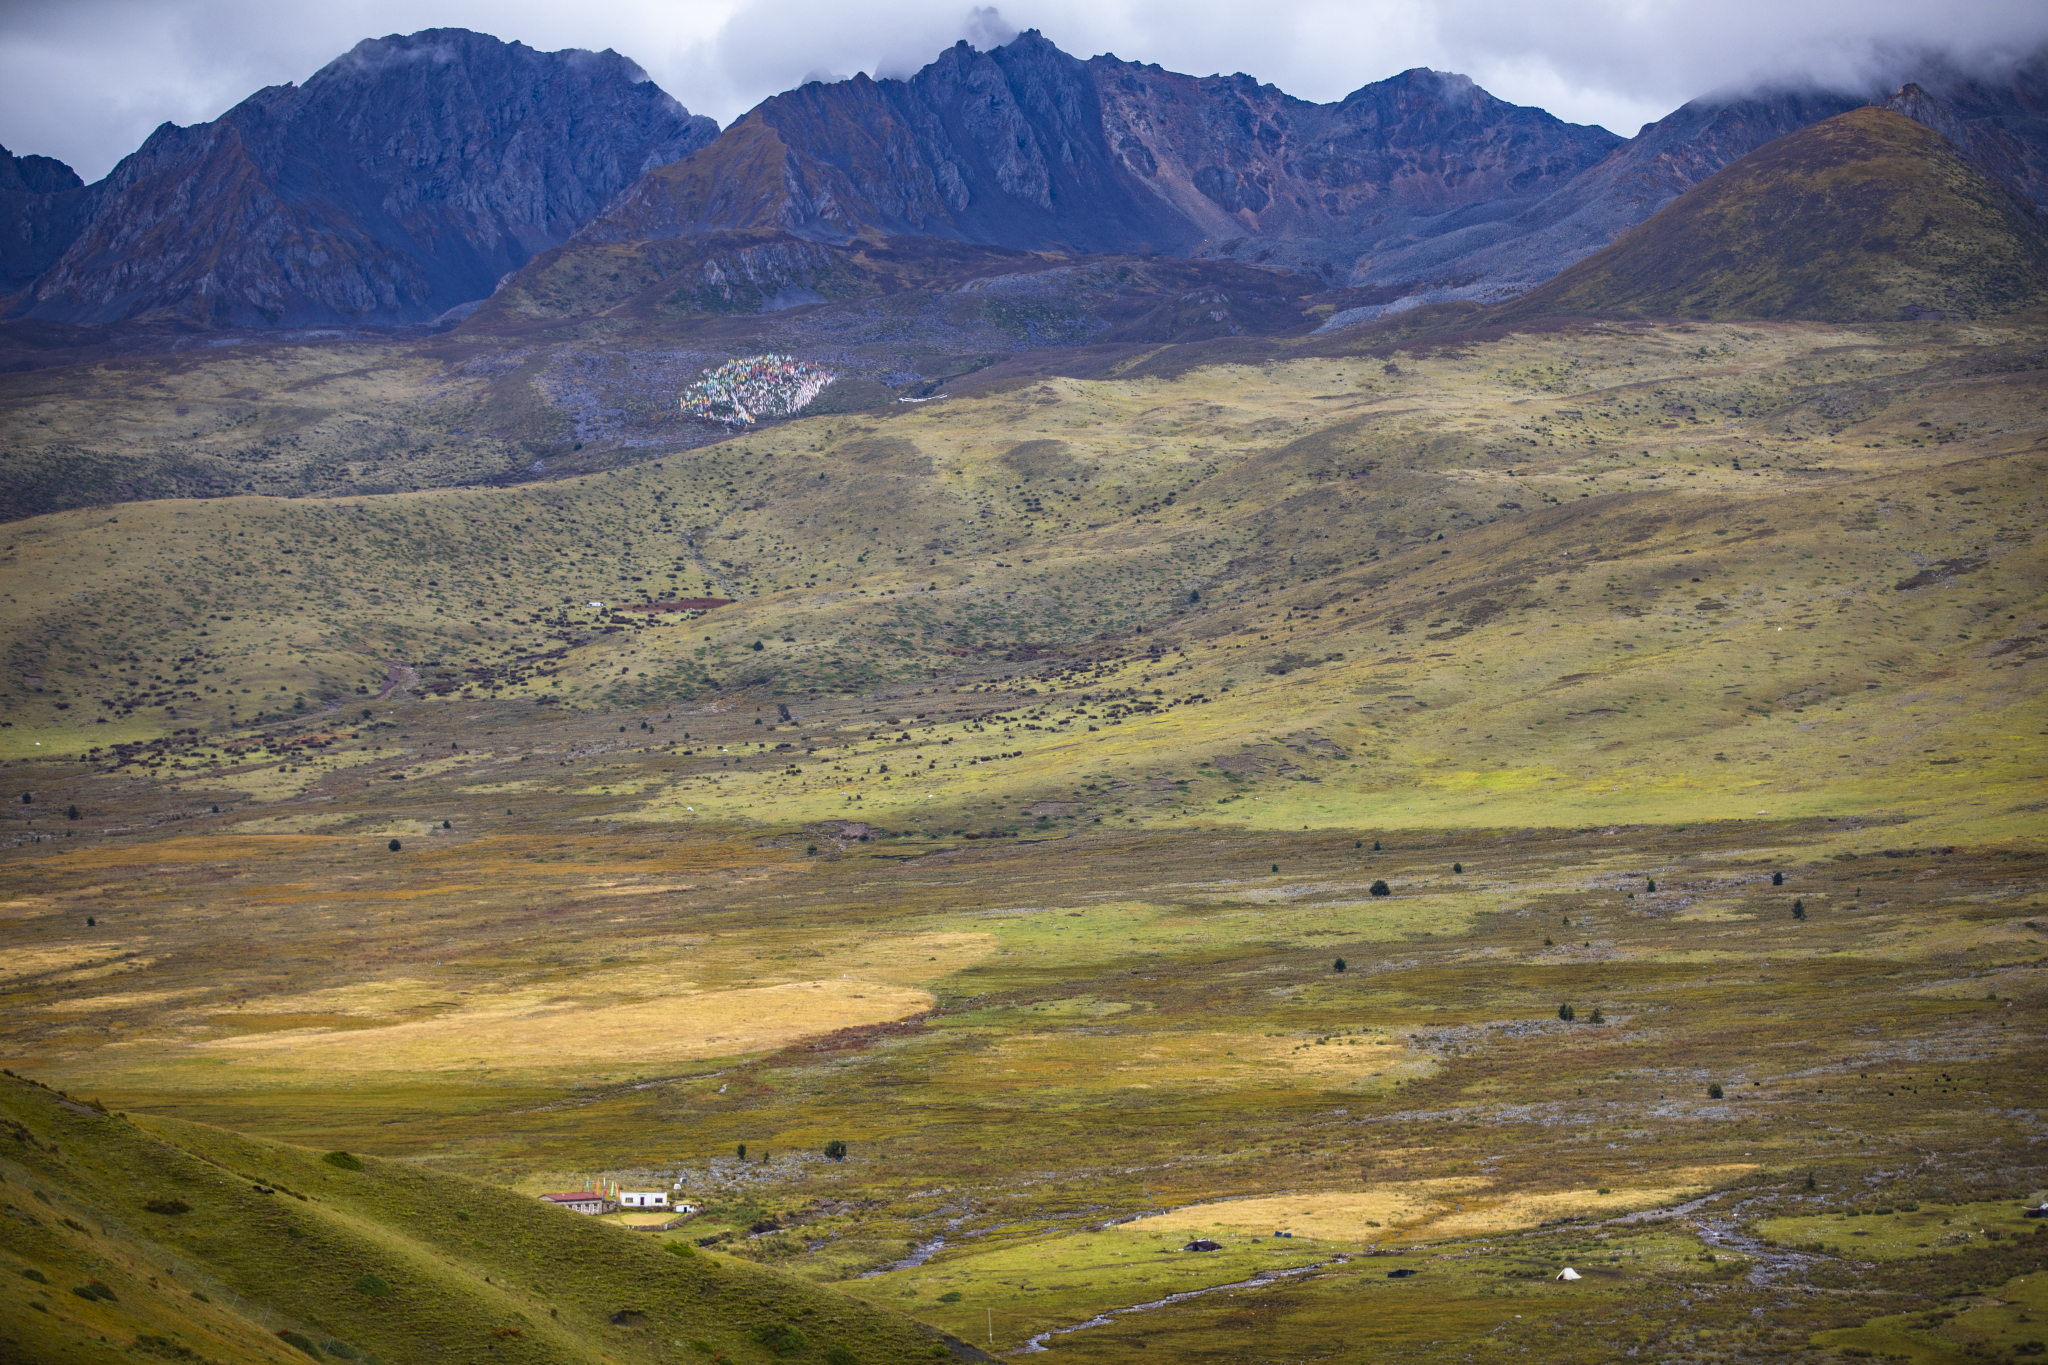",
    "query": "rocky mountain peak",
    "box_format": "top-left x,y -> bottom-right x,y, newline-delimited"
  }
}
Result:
7,28 -> 718,327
